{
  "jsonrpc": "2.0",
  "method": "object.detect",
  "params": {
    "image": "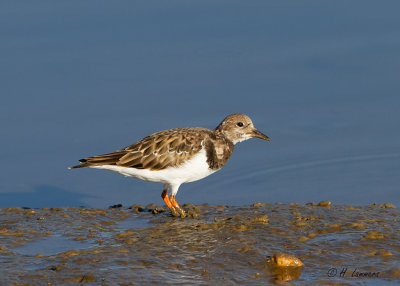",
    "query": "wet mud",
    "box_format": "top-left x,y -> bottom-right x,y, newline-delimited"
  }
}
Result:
1,202 -> 399,285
